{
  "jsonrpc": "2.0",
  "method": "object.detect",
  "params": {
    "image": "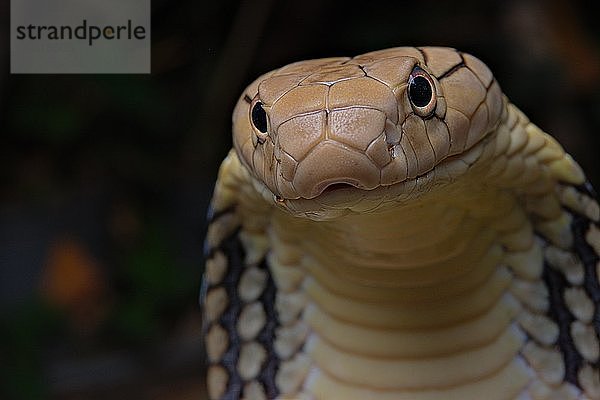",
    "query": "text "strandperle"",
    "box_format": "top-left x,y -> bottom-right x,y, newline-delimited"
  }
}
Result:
15,19 -> 146,46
